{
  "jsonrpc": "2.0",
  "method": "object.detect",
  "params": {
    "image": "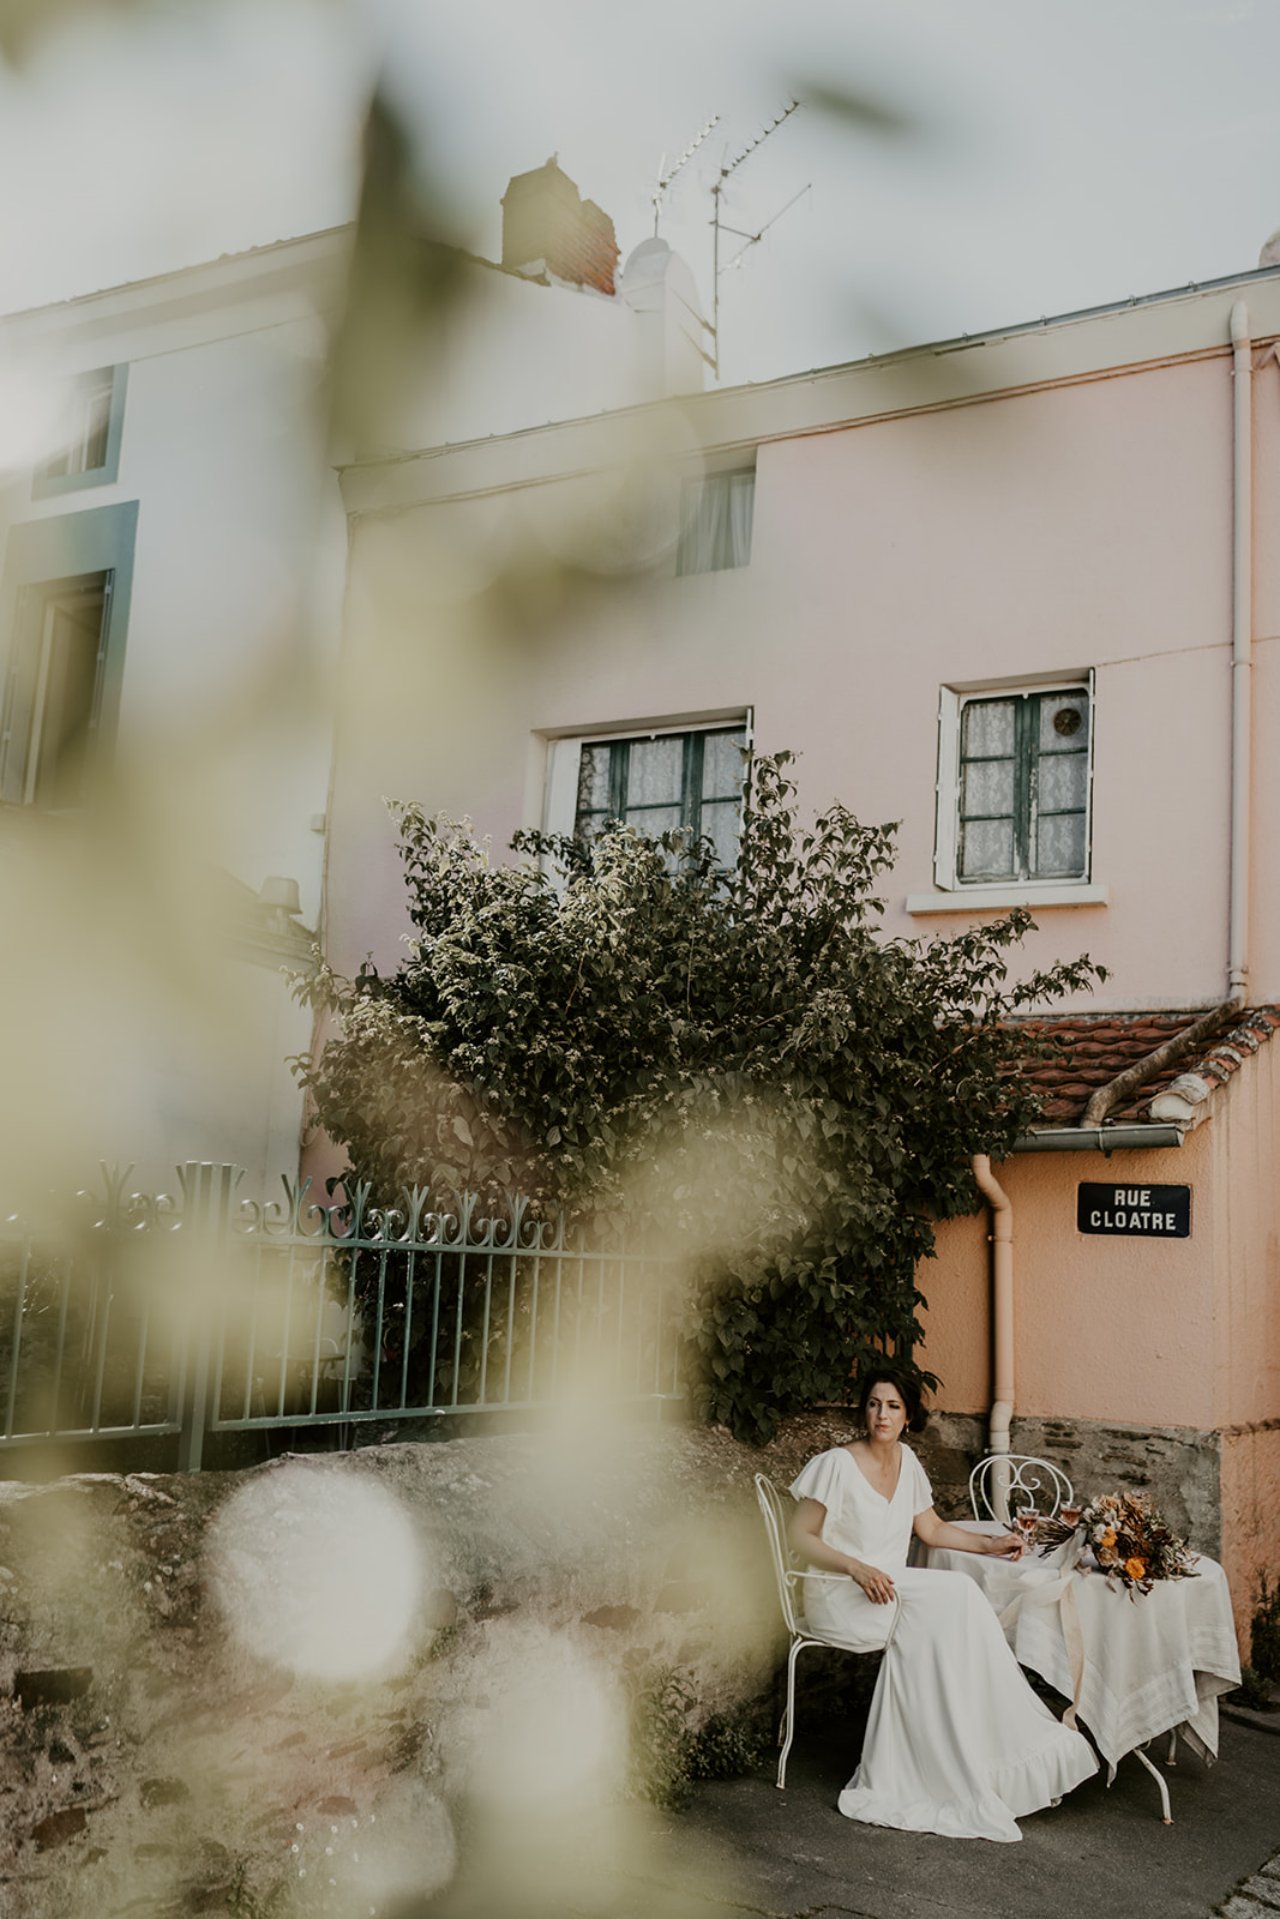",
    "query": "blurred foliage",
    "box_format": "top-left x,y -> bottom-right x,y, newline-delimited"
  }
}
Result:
329,88 -> 477,458
298,752 -> 1104,1442
0,0 -> 154,63
796,77 -> 917,142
